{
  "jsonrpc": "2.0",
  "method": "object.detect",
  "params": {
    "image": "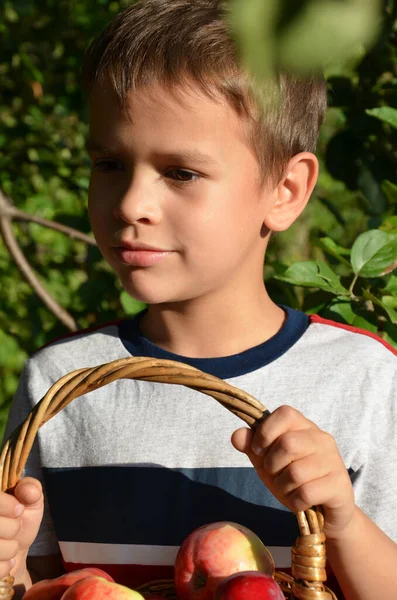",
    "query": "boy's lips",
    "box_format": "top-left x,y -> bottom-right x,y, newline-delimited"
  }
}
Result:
112,242 -> 173,267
